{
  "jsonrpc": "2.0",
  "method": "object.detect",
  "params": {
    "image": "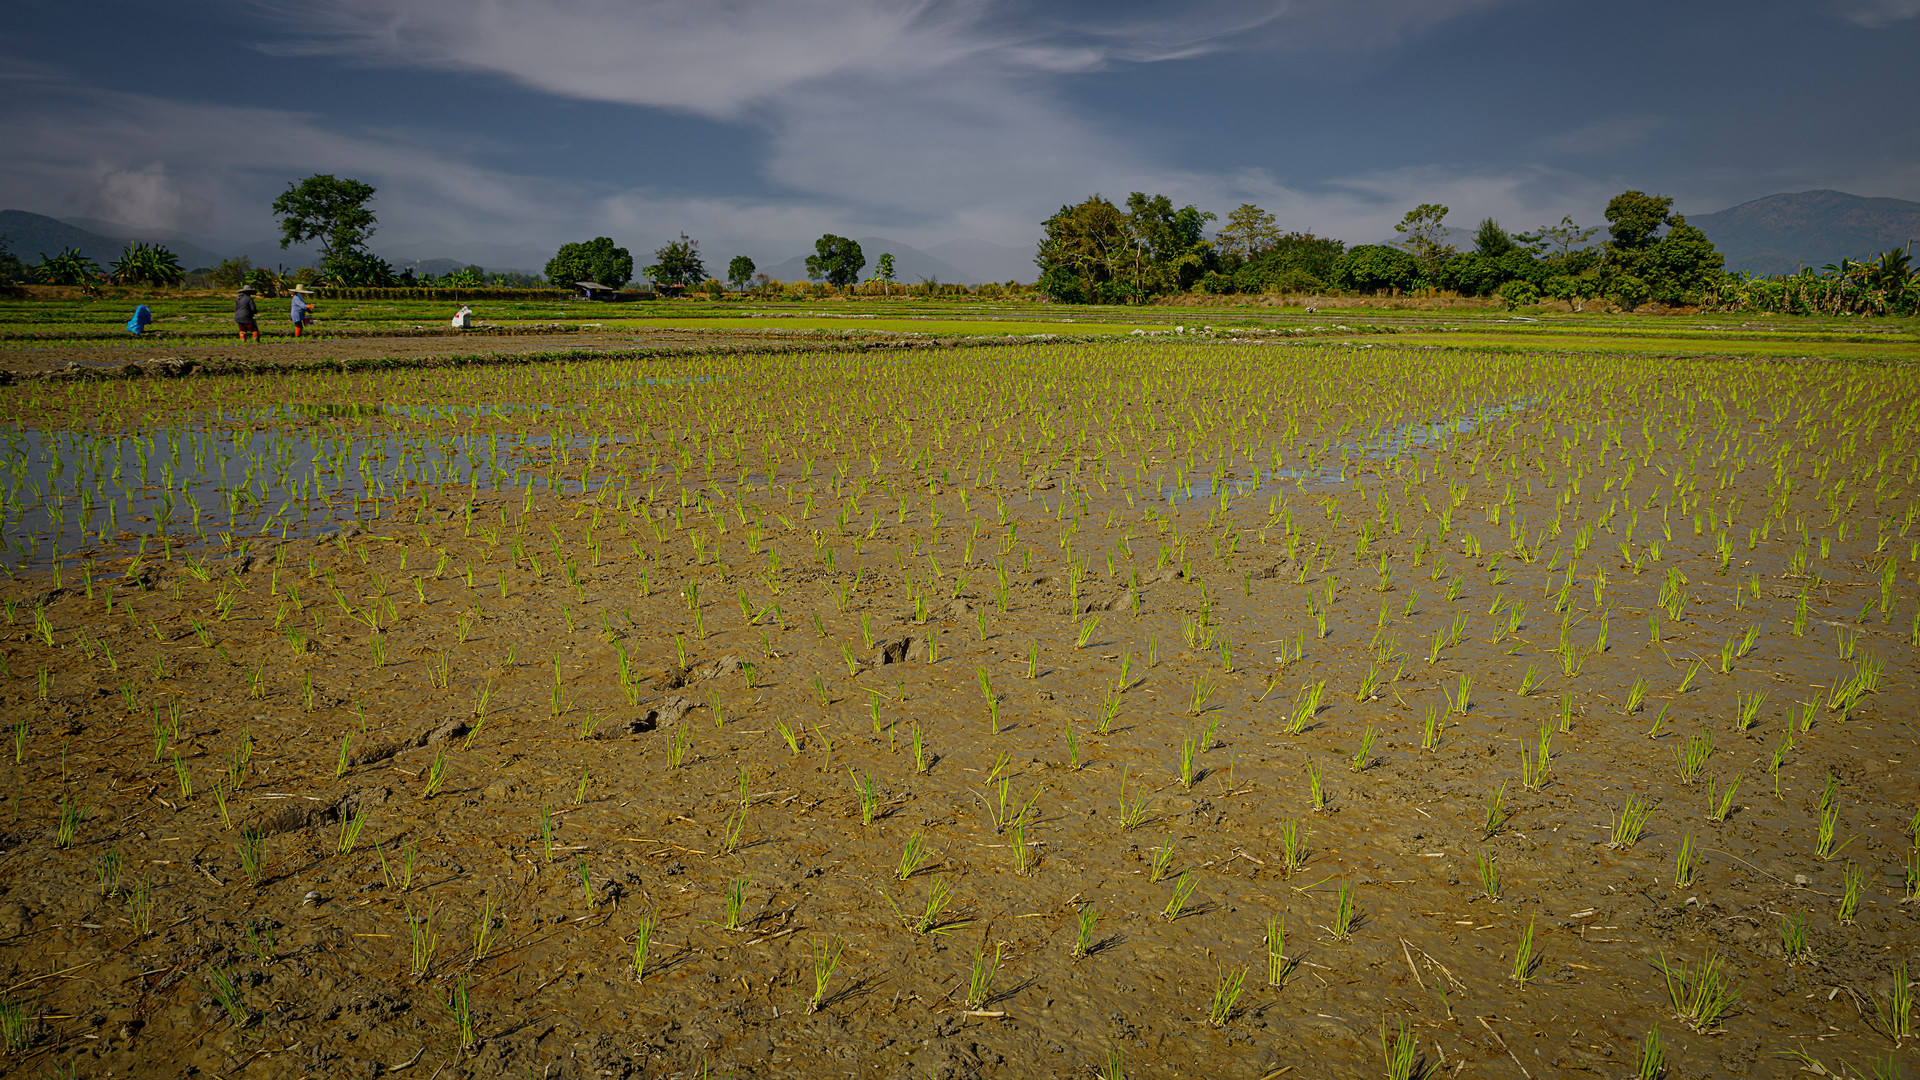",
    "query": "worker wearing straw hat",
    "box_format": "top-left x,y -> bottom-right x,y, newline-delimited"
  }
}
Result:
235,285 -> 259,342
290,285 -> 316,337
